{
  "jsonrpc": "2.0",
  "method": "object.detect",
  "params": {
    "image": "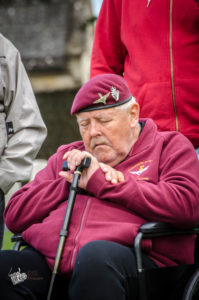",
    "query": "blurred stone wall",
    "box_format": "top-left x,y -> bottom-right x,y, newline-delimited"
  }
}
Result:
36,90 -> 81,159
0,0 -> 70,71
0,0 -> 94,160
